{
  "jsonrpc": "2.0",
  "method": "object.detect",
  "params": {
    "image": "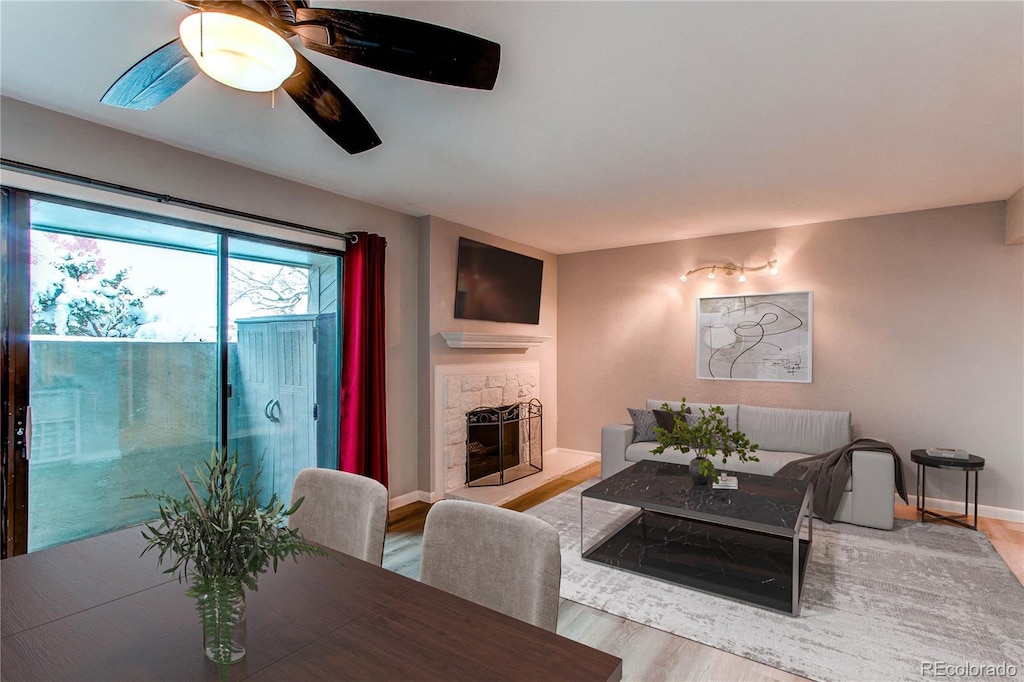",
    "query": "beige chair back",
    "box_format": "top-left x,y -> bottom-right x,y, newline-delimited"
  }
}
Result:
419,499 -> 561,631
288,468 -> 388,565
